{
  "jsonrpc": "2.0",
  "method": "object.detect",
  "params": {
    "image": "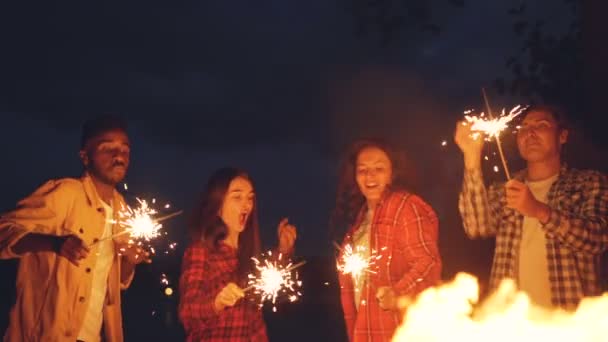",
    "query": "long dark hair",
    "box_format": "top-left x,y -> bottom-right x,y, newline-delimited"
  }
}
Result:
189,167 -> 261,281
329,138 -> 416,243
